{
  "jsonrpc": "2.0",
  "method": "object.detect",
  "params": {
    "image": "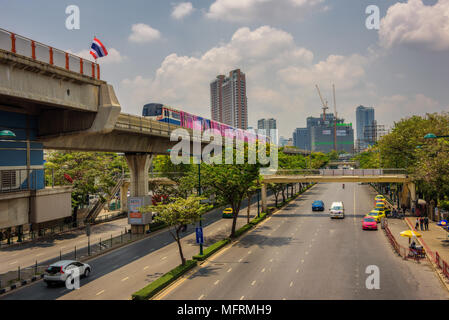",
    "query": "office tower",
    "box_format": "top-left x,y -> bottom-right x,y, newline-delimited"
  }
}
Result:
258,118 -> 277,144
210,69 -> 248,129
356,105 -> 375,150
293,128 -> 310,151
